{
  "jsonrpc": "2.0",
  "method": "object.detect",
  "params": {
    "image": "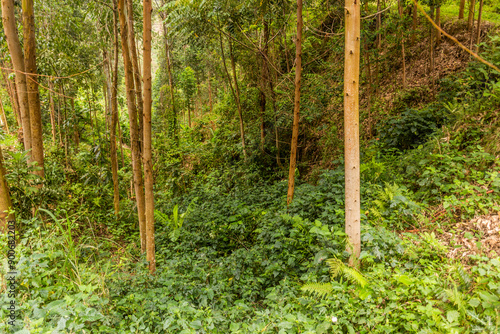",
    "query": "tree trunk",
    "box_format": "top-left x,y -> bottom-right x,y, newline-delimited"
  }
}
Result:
229,39 -> 247,160
23,0 -> 44,177
475,0 -> 483,53
376,0 -> 381,49
208,69 -> 213,113
436,6 -> 441,45
412,0 -> 417,45
0,146 -> 15,233
161,18 -> 178,144
459,0 -> 466,20
110,5 -> 120,216
468,0 -> 476,31
1,65 -> 21,128
2,0 -> 32,152
344,0 -> 361,264
143,0 -> 156,274
398,0 -> 407,88
259,20 -> 270,151
126,0 -> 144,154
48,81 -> 57,143
118,0 -> 146,253
0,98 -> 10,134
429,6 -> 435,73
286,0 -> 303,205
